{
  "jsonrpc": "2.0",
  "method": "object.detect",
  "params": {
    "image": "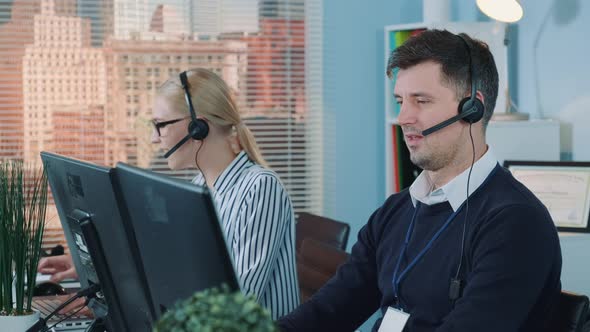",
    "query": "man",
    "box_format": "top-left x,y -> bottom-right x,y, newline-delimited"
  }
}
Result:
278,29 -> 561,331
